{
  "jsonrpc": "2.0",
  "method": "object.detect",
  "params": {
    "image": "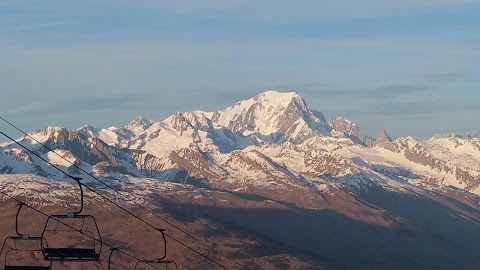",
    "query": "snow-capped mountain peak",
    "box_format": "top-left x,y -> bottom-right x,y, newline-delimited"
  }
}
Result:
252,90 -> 302,107
211,90 -> 330,142
126,116 -> 153,134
